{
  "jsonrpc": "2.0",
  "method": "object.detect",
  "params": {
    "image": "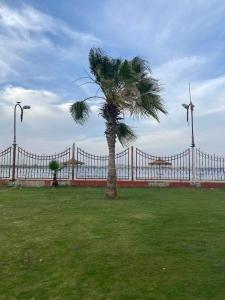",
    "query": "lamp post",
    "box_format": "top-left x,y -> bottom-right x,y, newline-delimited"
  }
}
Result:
182,83 -> 196,181
12,102 -> 31,181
